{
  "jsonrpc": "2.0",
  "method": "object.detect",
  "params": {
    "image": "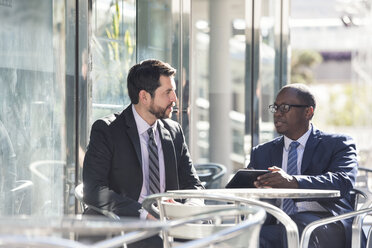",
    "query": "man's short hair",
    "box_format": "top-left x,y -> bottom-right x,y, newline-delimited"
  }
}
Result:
127,59 -> 176,104
281,83 -> 316,110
